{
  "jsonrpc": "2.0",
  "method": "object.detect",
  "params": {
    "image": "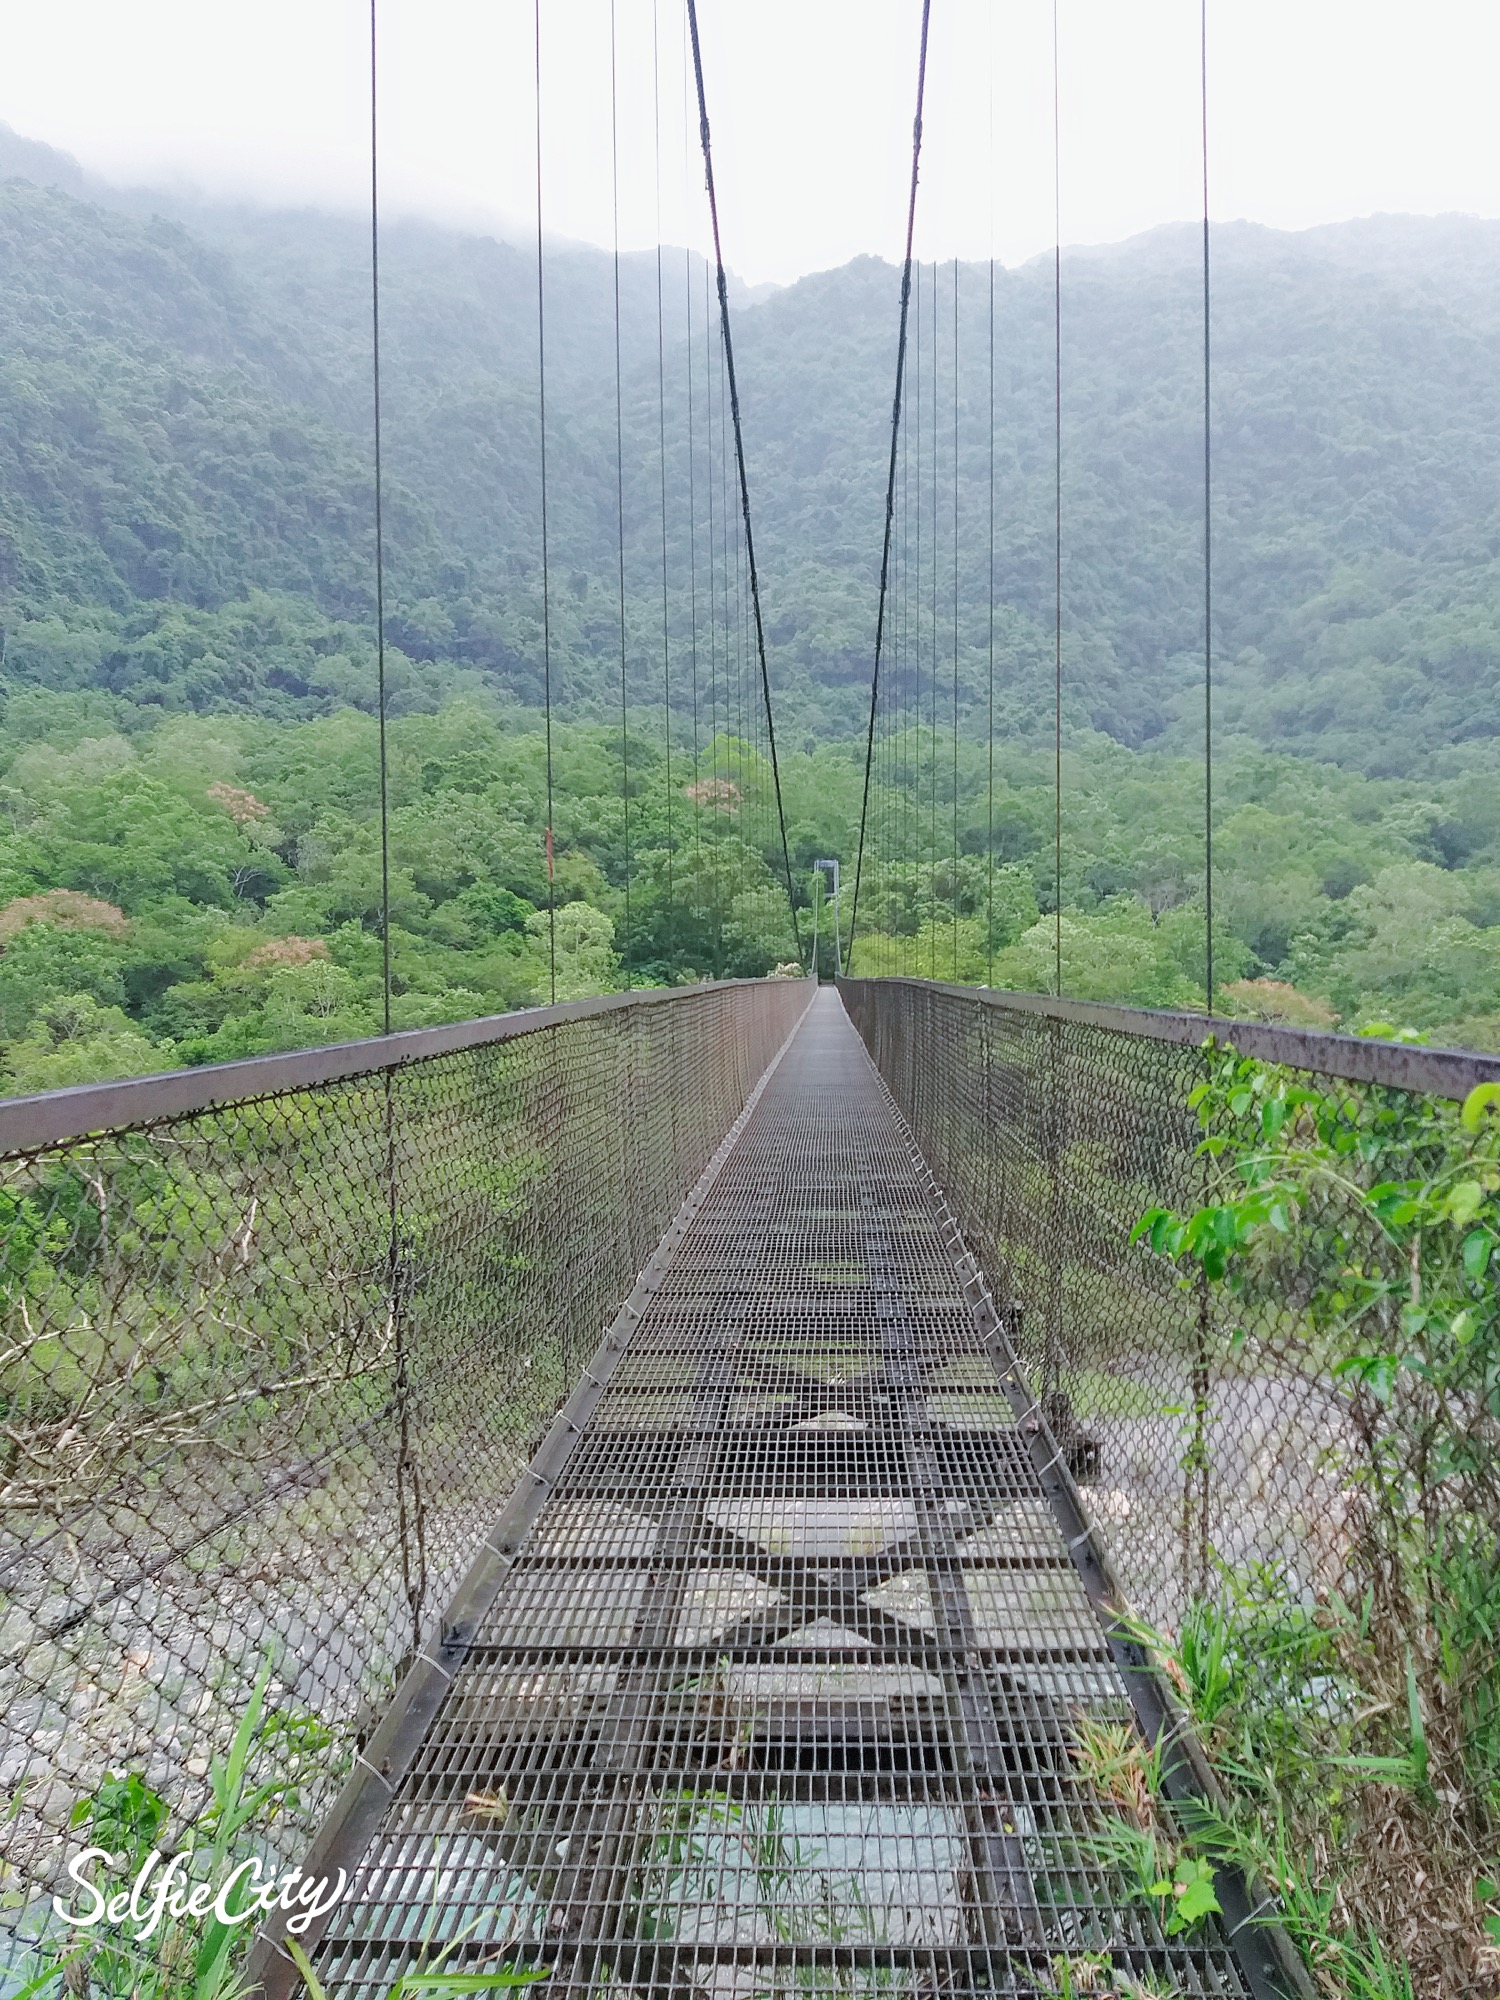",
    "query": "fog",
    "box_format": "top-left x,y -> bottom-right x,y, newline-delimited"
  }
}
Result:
4,0 -> 1500,285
